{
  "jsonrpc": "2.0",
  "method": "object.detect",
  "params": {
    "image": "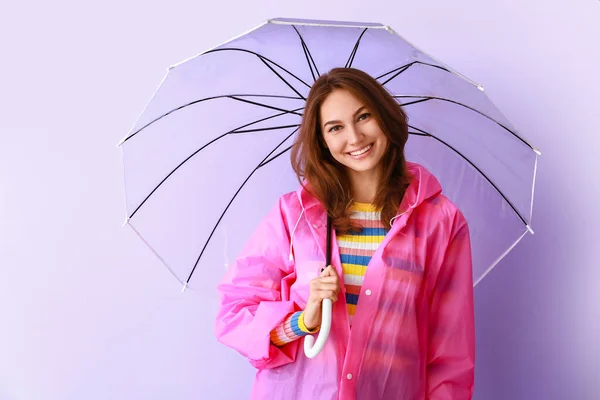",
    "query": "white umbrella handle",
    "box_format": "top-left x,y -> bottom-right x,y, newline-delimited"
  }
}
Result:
303,298 -> 332,358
